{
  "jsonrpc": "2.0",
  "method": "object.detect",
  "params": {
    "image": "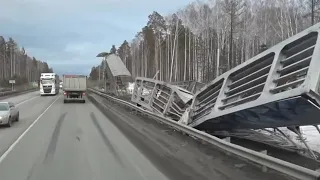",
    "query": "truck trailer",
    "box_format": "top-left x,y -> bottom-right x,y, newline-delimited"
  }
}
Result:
63,75 -> 87,103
